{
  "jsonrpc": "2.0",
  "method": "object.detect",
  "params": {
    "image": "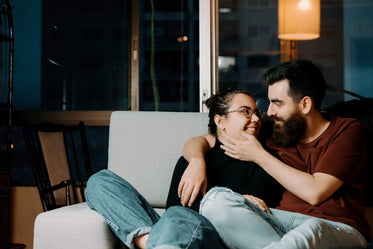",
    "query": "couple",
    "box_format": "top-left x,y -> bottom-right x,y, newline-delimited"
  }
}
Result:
85,60 -> 370,249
